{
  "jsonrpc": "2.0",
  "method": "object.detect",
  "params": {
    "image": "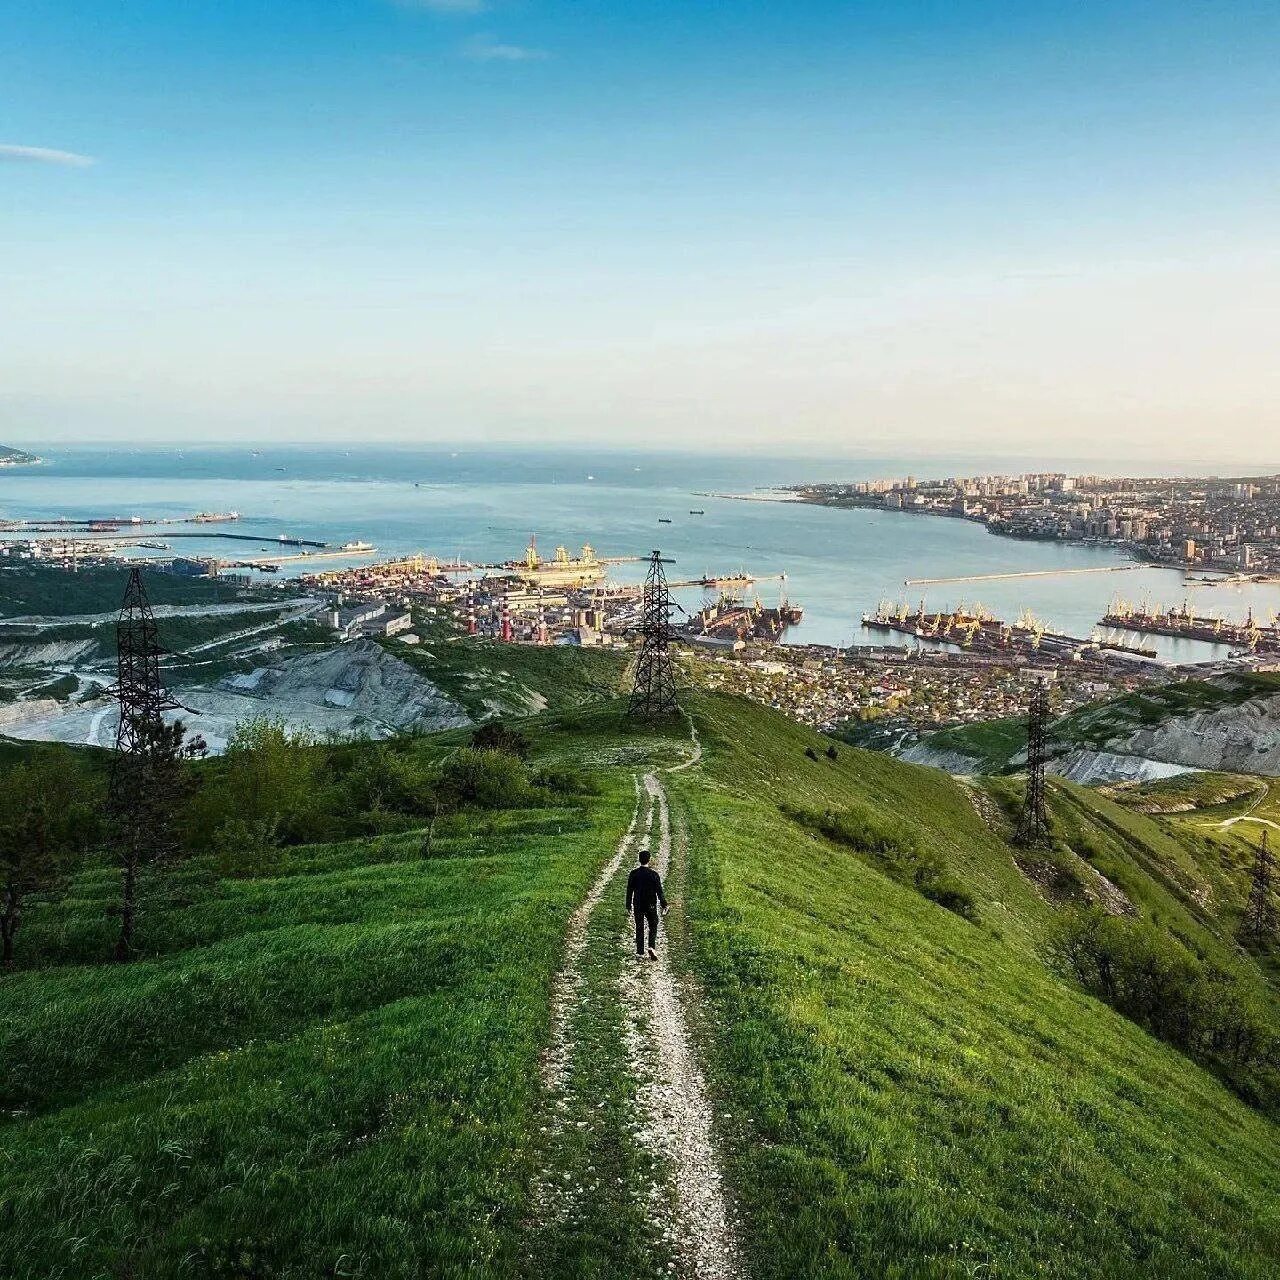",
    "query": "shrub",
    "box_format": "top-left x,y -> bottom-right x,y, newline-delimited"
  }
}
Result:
470,721 -> 531,759
531,764 -> 597,798
214,816 -> 286,880
439,748 -> 532,810
1054,908 -> 1277,1103
784,803 -> 976,920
